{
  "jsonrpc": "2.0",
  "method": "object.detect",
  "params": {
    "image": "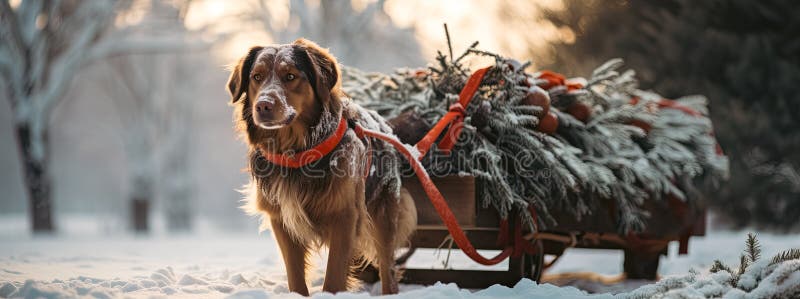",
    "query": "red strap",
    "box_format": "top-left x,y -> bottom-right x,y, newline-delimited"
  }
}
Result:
416,67 -> 491,158
414,108 -> 459,159
435,104 -> 466,155
356,123 -> 513,265
537,70 -> 565,90
657,99 -> 702,117
262,116 -> 348,168
537,70 -> 583,91
630,97 -> 701,117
